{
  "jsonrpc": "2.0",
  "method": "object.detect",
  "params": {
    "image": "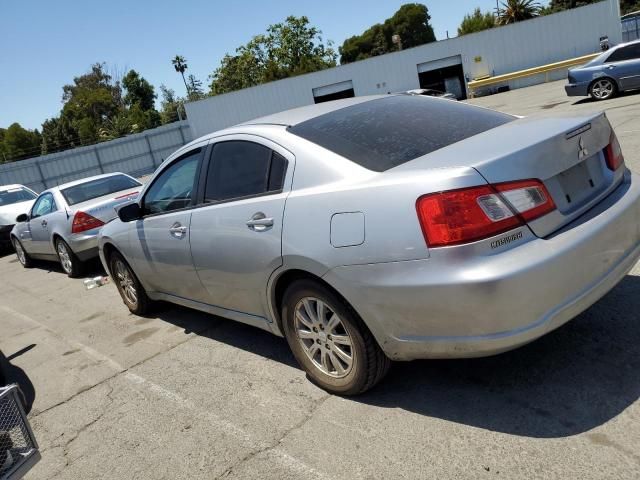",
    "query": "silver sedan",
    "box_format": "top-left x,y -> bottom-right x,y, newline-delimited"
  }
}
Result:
98,95 -> 640,395
12,173 -> 141,277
